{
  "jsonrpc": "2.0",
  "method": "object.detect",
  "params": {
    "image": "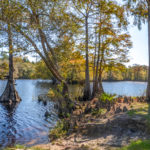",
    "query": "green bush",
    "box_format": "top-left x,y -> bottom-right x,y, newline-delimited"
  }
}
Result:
50,120 -> 69,140
120,140 -> 150,150
92,108 -> 107,116
100,93 -> 116,103
3,145 -> 26,150
3,145 -> 47,150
